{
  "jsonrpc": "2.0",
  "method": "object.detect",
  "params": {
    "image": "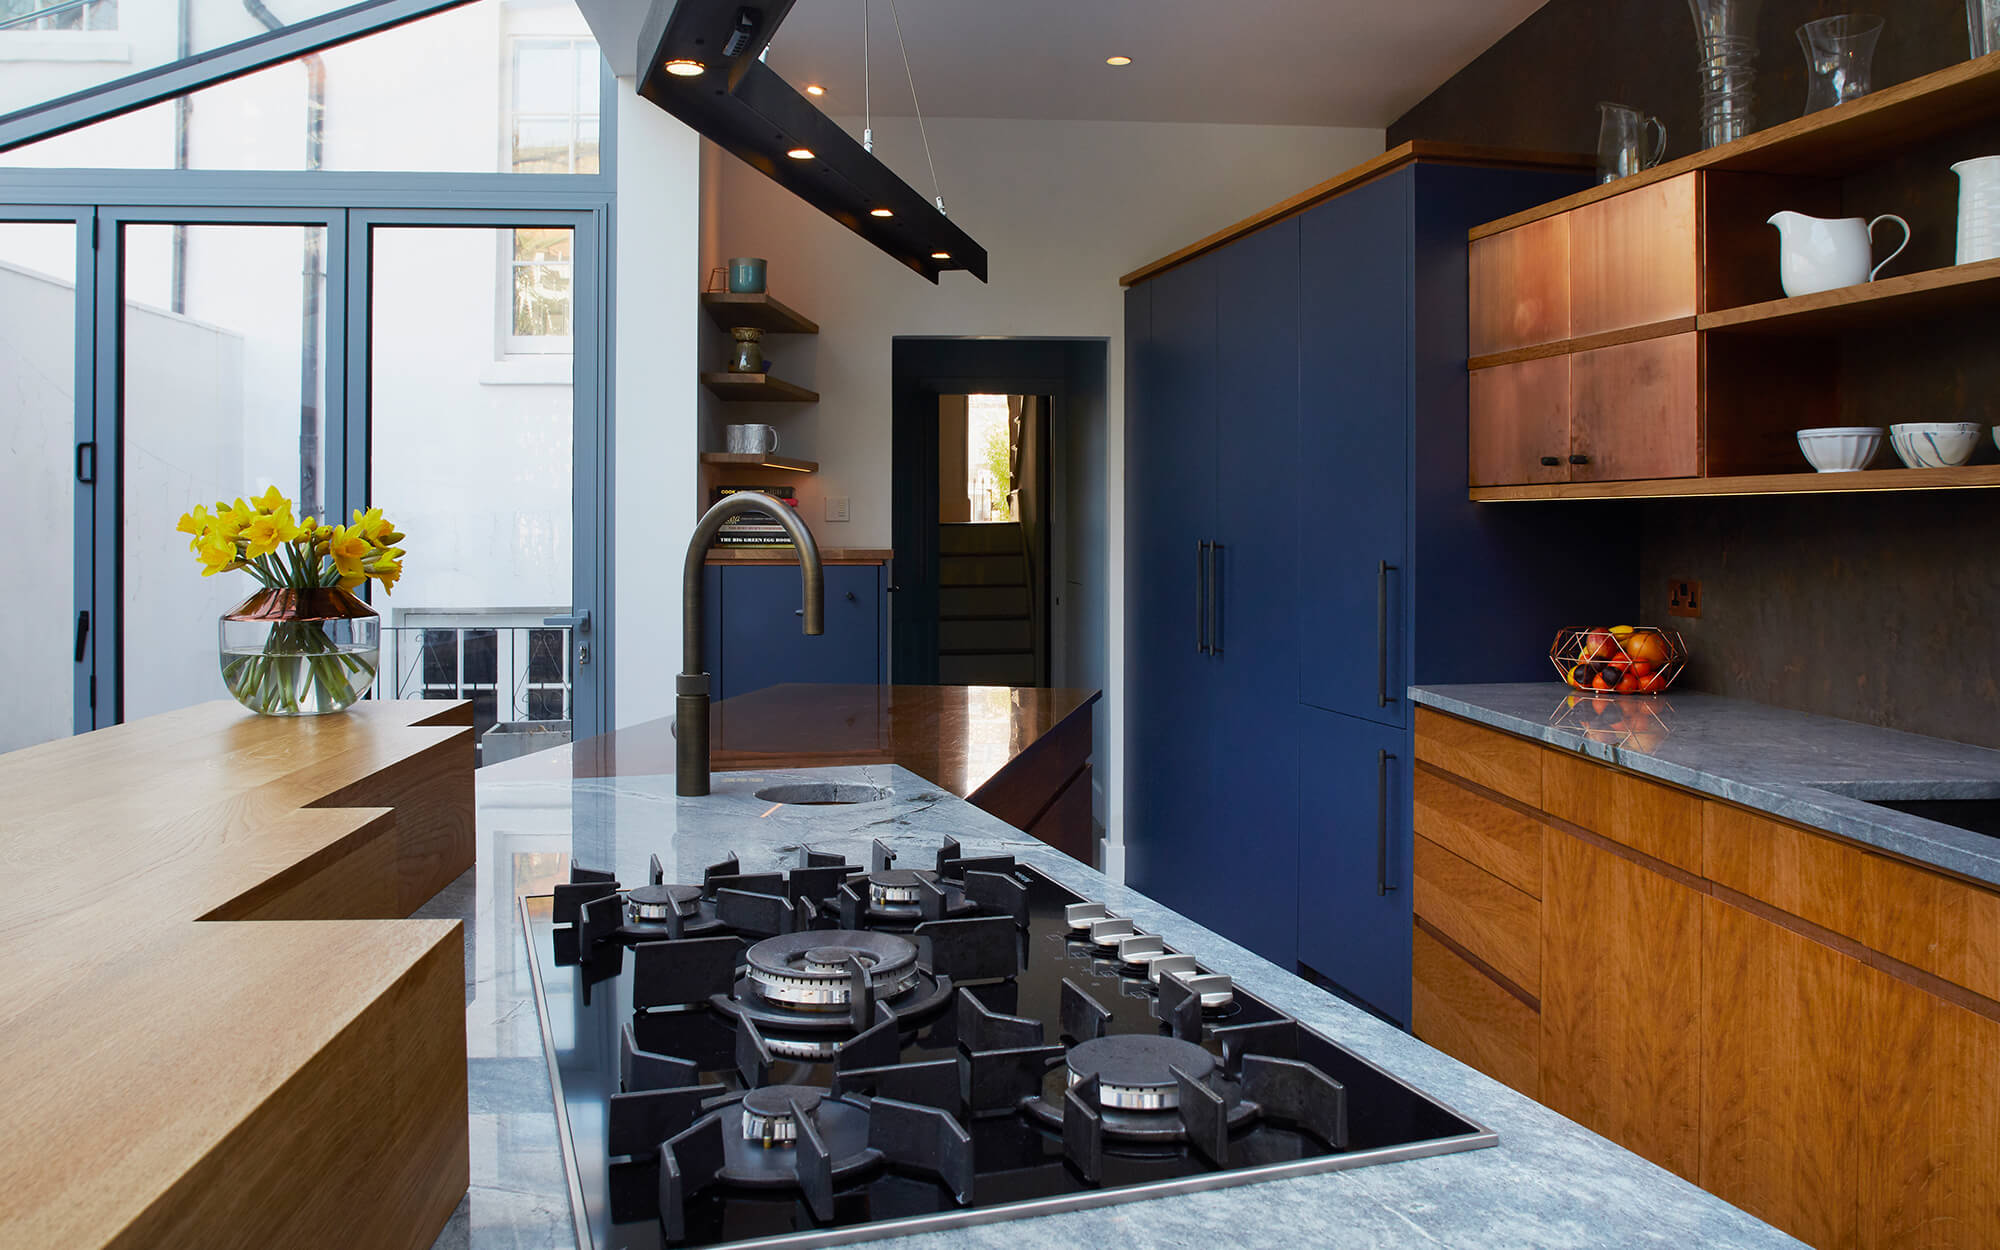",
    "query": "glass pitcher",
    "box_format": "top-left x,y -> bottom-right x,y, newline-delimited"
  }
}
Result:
1597,103 -> 1667,183
1799,14 -> 1883,114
